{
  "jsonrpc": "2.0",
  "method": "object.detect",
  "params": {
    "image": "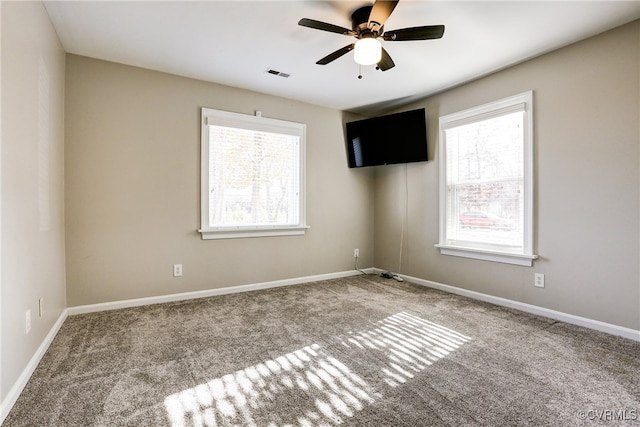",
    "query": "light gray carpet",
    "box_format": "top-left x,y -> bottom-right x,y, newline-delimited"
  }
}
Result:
3,275 -> 640,426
